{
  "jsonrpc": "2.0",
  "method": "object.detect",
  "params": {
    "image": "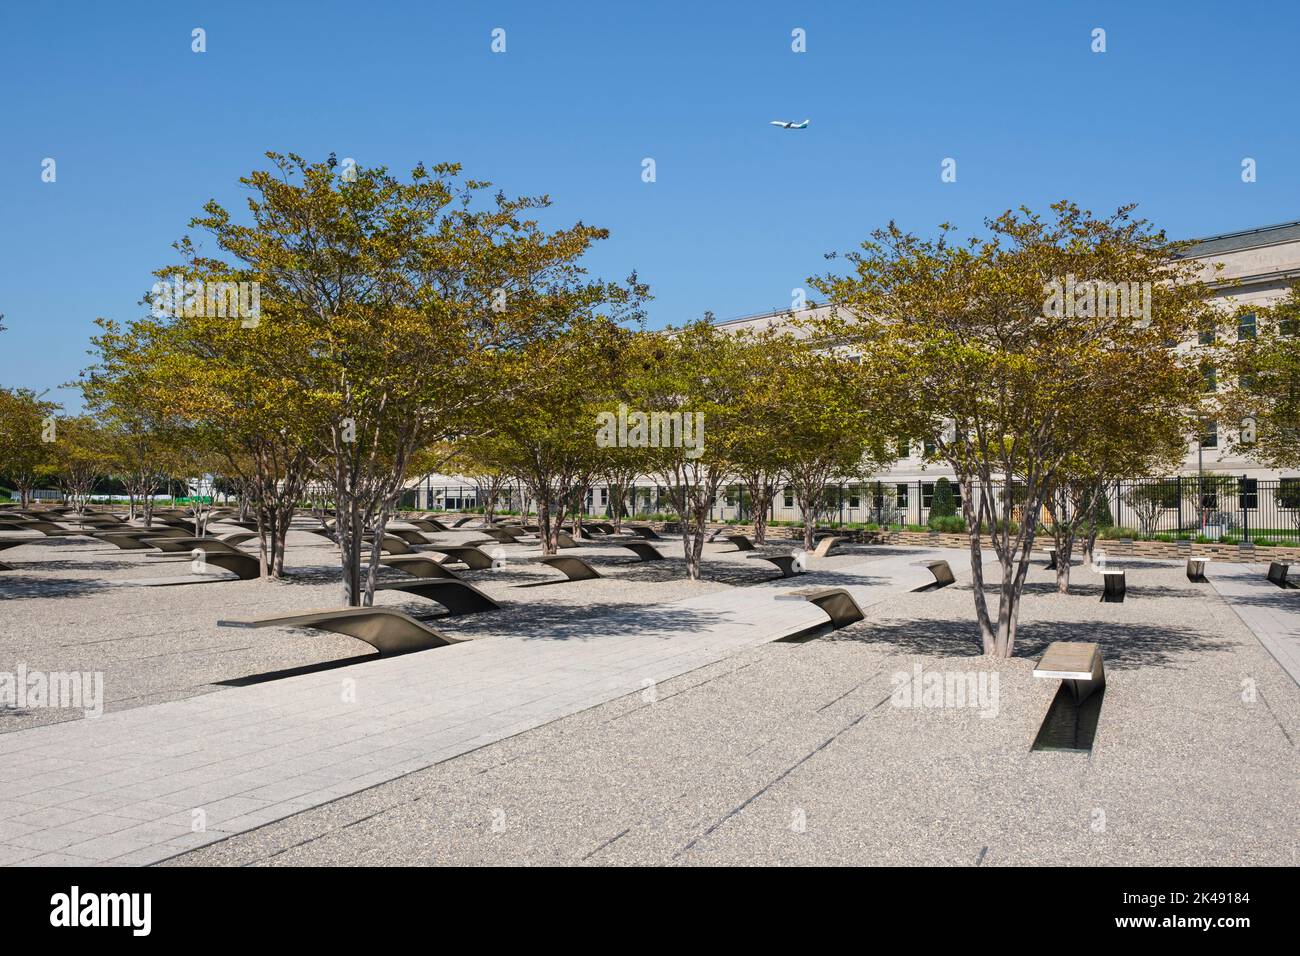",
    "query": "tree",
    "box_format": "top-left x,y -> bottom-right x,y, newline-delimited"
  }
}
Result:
178,153 -> 641,604
629,320 -> 744,580
80,317 -> 188,526
48,416 -> 113,513
481,320 -> 635,555
812,202 -> 1212,657
766,335 -> 896,550
725,326 -> 792,546
929,477 -> 957,520
0,388 -> 58,507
